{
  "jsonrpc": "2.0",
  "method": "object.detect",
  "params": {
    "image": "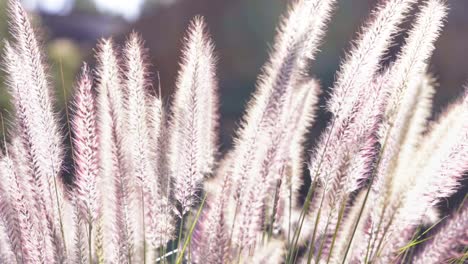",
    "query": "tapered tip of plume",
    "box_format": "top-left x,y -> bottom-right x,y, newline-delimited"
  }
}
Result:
124,32 -> 152,96
95,37 -> 123,97
126,32 -> 146,53
95,38 -> 116,65
190,16 -> 207,32
177,16 -> 216,74
75,63 -> 92,91
125,32 -> 147,64
97,37 -> 114,49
